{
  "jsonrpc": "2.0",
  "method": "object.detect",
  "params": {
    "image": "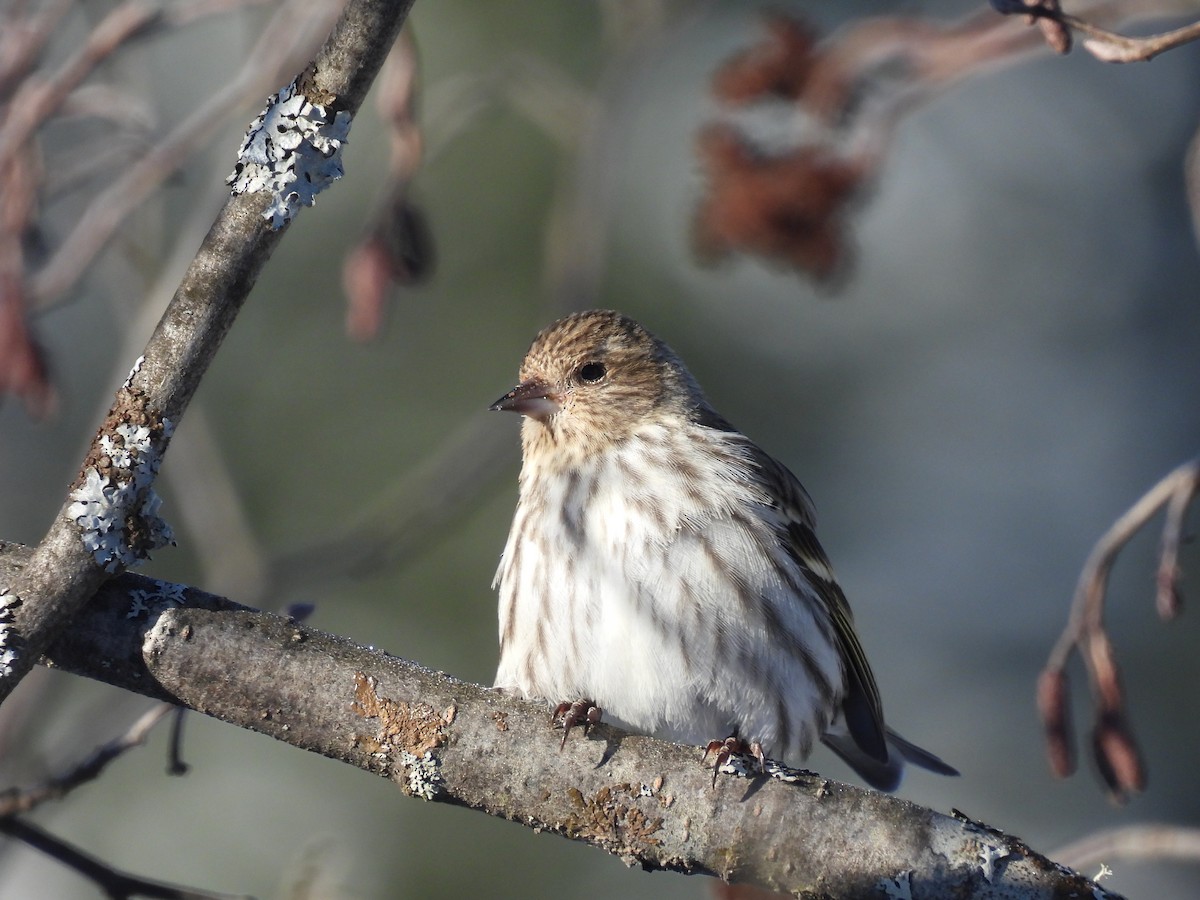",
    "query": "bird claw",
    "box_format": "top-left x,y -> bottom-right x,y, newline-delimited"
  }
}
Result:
553,699 -> 602,748
703,736 -> 766,786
